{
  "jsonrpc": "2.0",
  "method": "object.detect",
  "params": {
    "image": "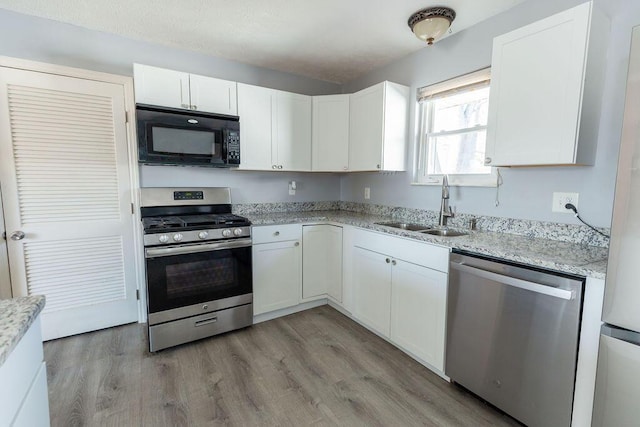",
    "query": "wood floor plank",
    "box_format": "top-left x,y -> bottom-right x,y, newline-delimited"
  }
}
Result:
44,306 -> 521,426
